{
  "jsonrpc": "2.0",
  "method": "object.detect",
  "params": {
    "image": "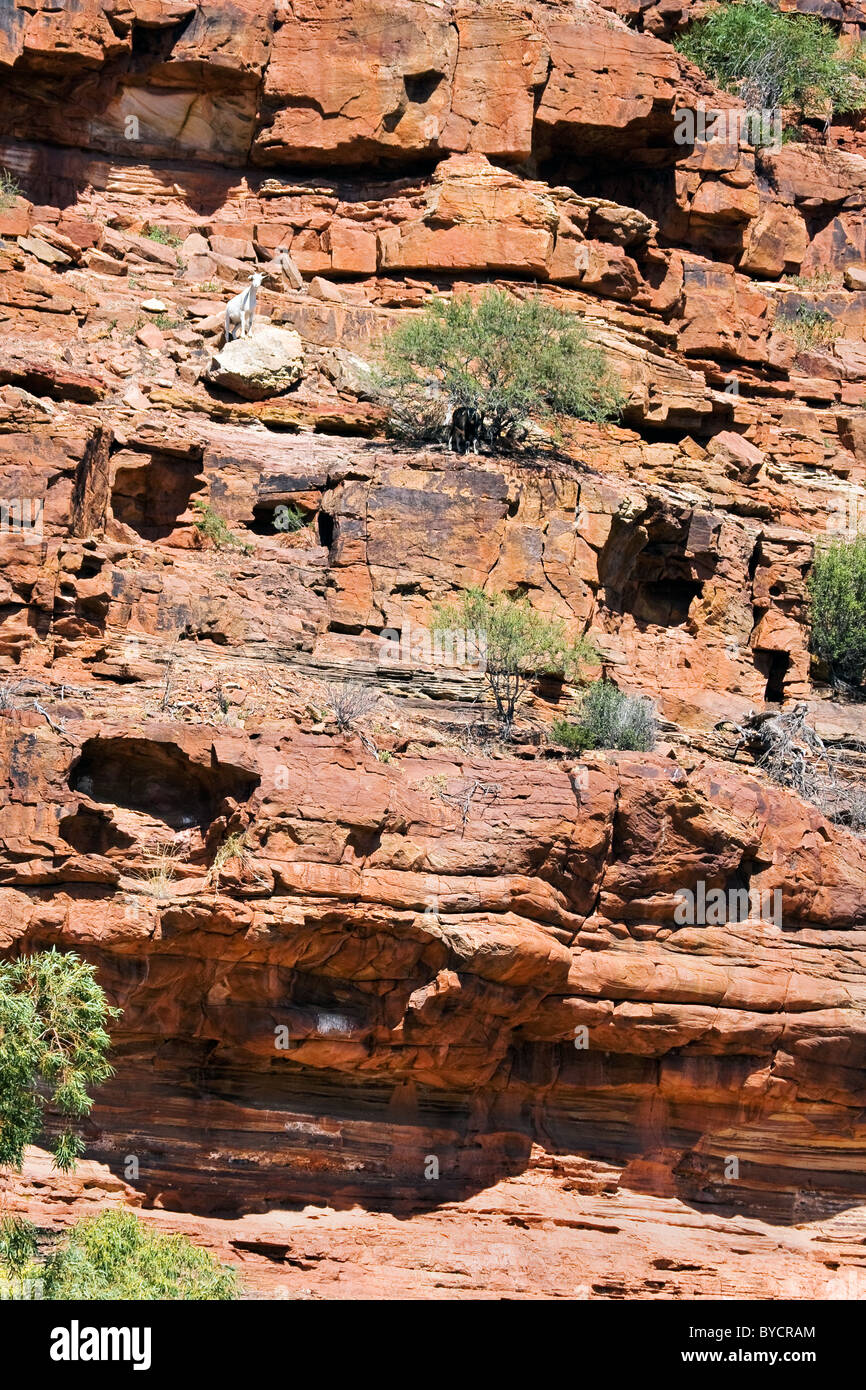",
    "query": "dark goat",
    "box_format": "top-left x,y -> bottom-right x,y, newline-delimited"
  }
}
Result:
445,404 -> 484,454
